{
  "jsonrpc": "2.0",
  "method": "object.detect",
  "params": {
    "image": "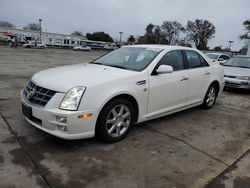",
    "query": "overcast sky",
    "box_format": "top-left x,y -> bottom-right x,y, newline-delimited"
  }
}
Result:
0,0 -> 249,50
